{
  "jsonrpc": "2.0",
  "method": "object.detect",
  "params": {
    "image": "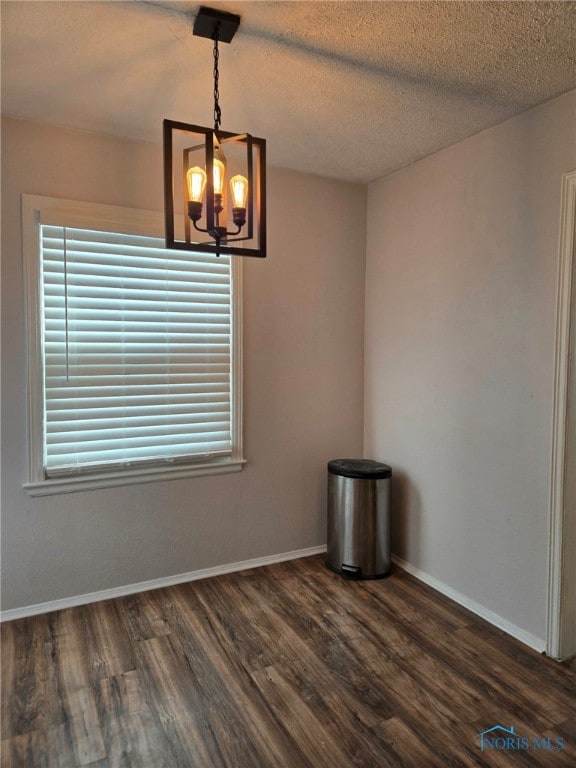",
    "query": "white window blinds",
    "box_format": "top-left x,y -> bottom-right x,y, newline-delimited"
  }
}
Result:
40,225 -> 233,476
